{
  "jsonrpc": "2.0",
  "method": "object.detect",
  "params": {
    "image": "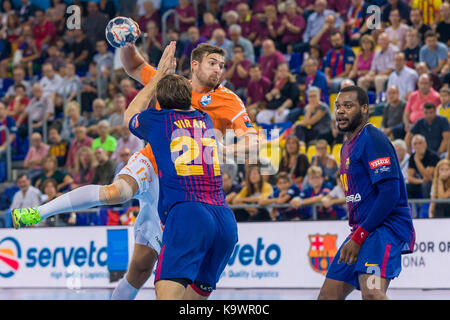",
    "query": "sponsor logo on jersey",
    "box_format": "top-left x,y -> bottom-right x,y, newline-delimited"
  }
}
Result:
346,193 -> 361,203
133,115 -> 140,128
200,94 -> 212,106
345,158 -> 350,170
375,165 -> 391,174
308,234 -> 338,275
369,157 -> 391,170
241,114 -> 254,128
